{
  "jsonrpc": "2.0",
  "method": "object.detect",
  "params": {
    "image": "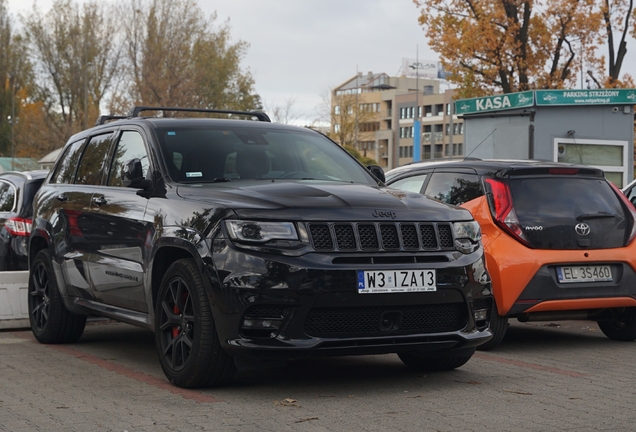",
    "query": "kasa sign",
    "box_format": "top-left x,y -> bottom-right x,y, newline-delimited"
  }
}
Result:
455,91 -> 535,115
